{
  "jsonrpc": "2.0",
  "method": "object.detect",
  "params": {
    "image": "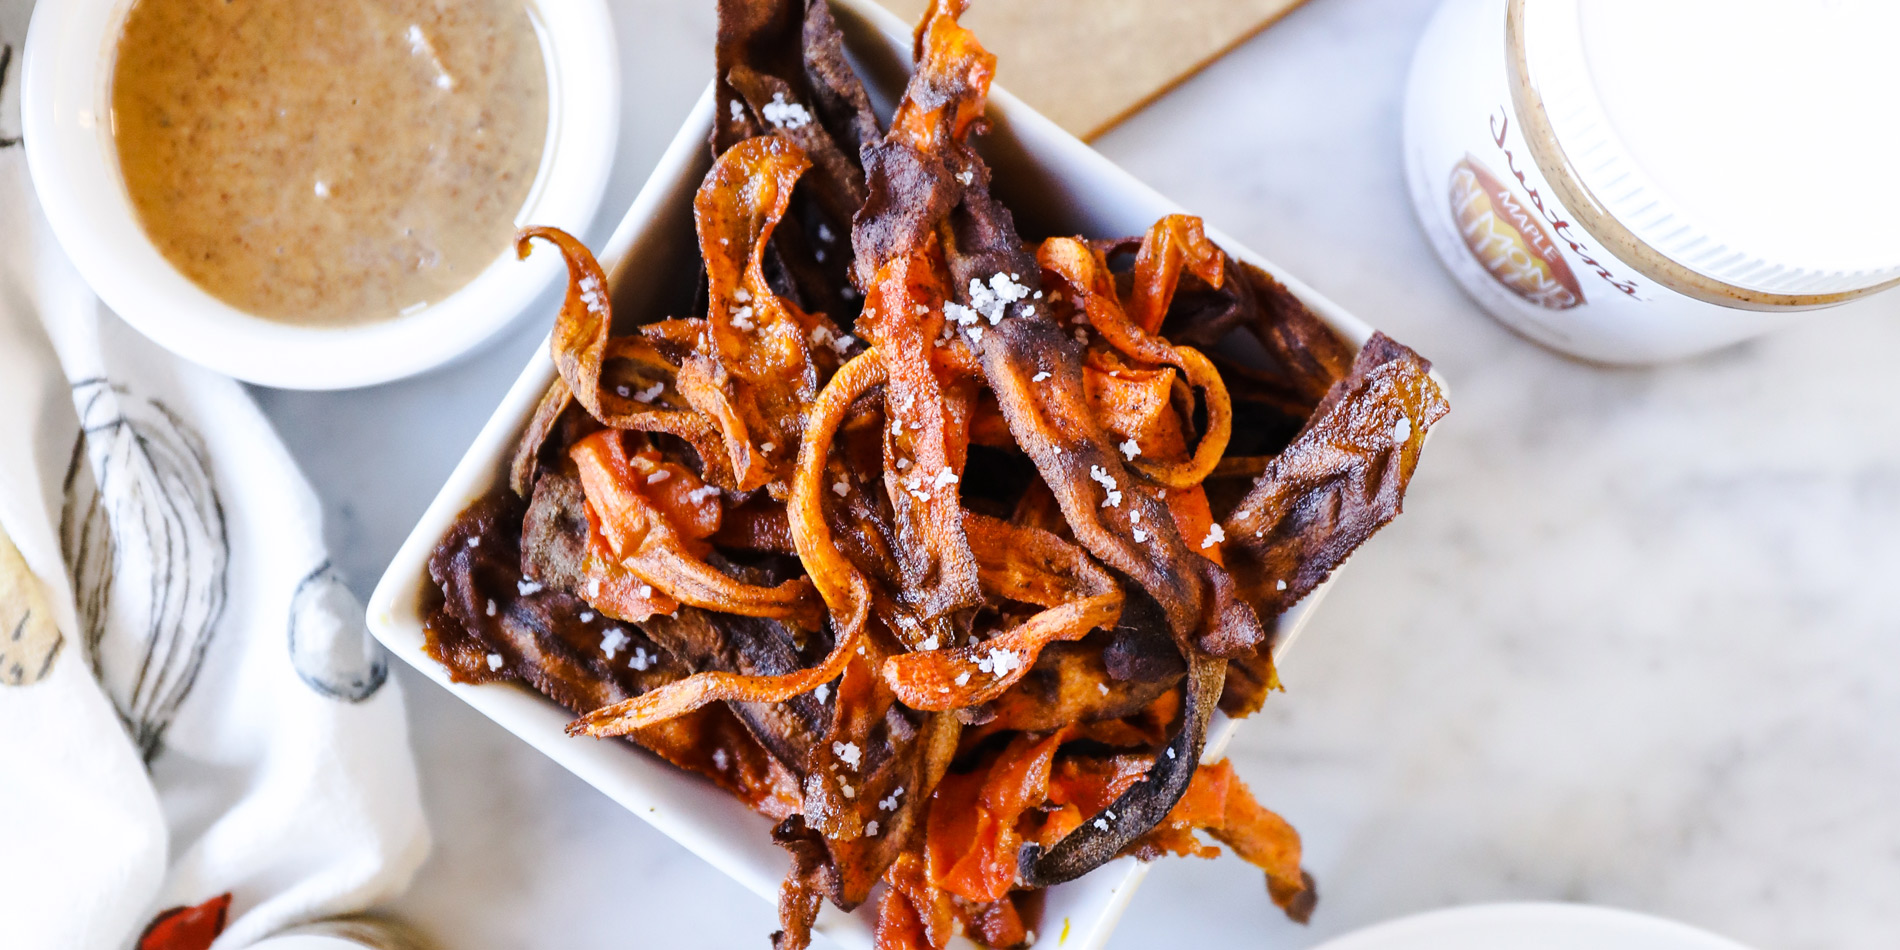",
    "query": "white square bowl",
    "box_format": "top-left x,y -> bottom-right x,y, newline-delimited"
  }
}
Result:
367,2 -> 1381,946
